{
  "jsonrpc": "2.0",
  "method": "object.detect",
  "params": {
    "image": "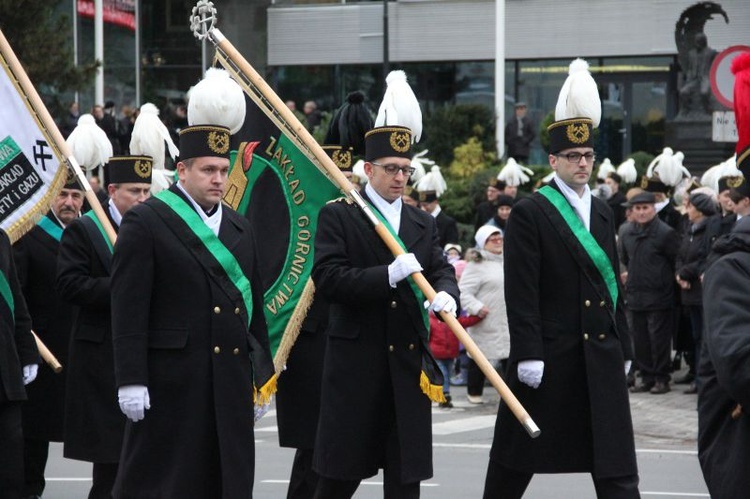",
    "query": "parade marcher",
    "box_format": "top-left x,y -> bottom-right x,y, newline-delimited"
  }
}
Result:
641,148 -> 687,231
459,225 -> 510,404
497,157 -> 533,201
13,175 -> 83,498
606,172 -> 628,230
0,228 -> 39,499
276,91 -> 374,499
483,59 -> 639,499
110,101 -> 276,497
311,70 -> 459,499
415,165 -> 459,247
618,192 -> 679,395
56,155 -> 153,499
474,178 -> 505,231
